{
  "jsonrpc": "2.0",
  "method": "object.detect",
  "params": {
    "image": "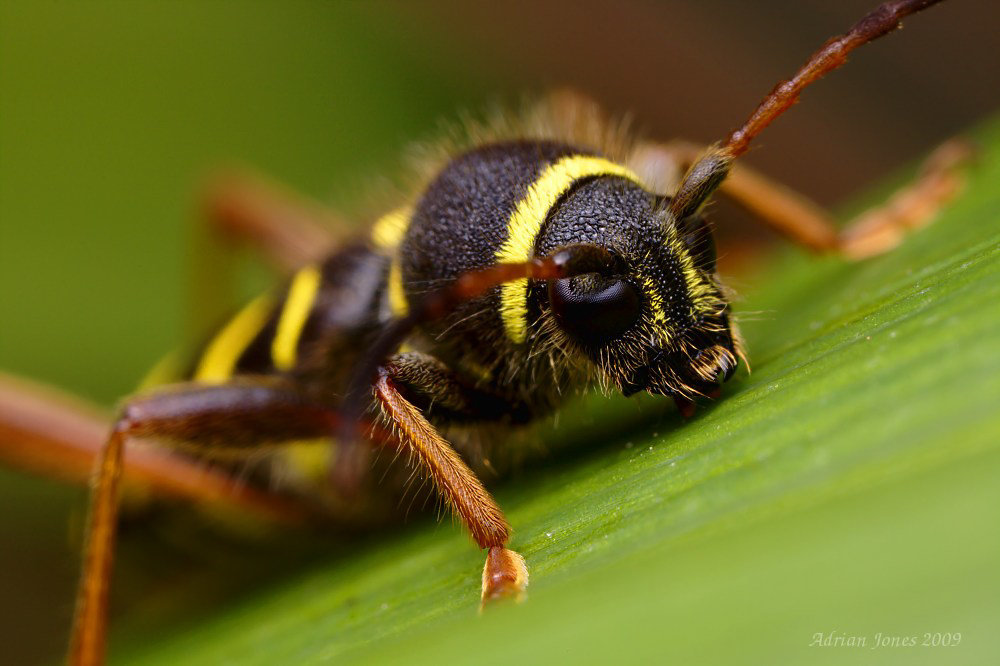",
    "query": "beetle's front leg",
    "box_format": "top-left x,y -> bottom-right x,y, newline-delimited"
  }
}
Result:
373,359 -> 529,605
